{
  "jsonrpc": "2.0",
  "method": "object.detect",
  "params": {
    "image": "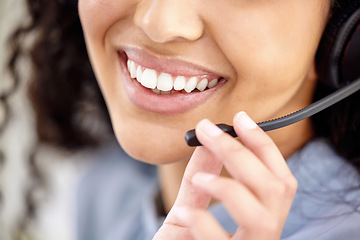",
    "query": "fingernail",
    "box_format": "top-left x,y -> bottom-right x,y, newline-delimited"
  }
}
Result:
192,172 -> 217,184
235,111 -> 257,130
197,119 -> 223,137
